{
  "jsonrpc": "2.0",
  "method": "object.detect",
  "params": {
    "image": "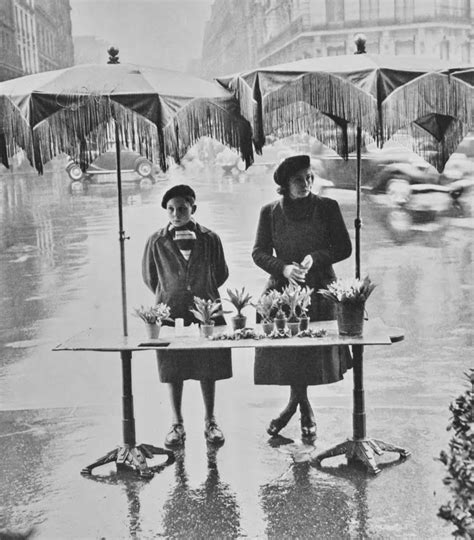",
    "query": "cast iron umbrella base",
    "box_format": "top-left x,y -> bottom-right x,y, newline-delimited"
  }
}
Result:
80,351 -> 174,478
314,343 -> 411,475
